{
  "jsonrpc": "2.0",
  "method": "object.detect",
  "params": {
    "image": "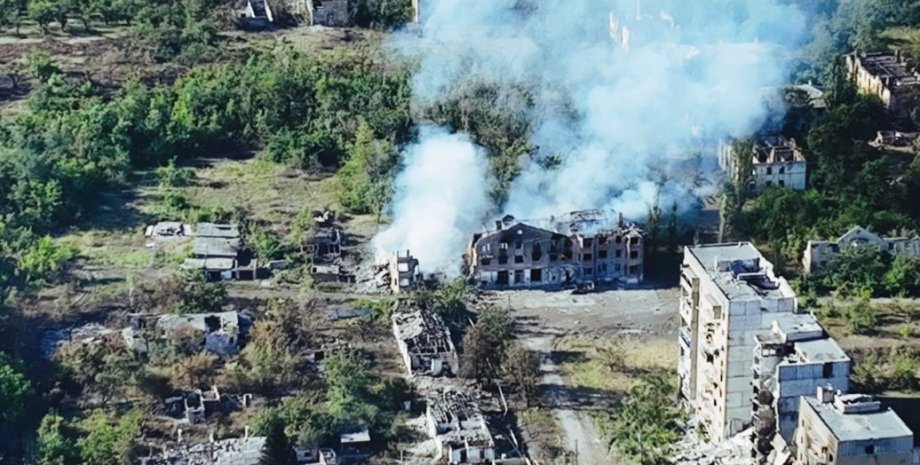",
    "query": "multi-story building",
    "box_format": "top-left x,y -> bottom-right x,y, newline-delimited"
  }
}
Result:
846,51 -> 920,120
802,226 -> 920,274
678,243 -> 798,440
795,389 -> 914,465
718,135 -> 808,193
751,313 -> 850,463
467,210 -> 643,288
